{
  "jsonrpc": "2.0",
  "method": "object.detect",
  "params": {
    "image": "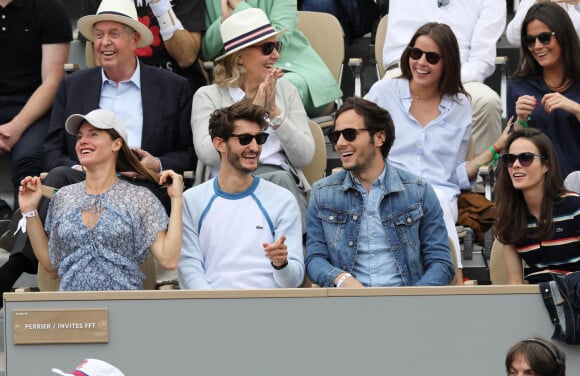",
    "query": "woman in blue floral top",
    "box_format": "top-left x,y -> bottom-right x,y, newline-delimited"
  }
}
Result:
18,109 -> 183,291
